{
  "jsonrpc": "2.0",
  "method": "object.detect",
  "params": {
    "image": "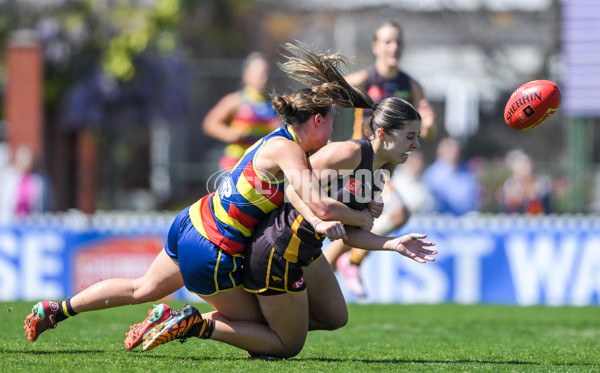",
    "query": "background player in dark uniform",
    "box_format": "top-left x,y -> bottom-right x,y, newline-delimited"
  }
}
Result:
346,21 -> 435,140
142,95 -> 437,358
327,21 -> 437,296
